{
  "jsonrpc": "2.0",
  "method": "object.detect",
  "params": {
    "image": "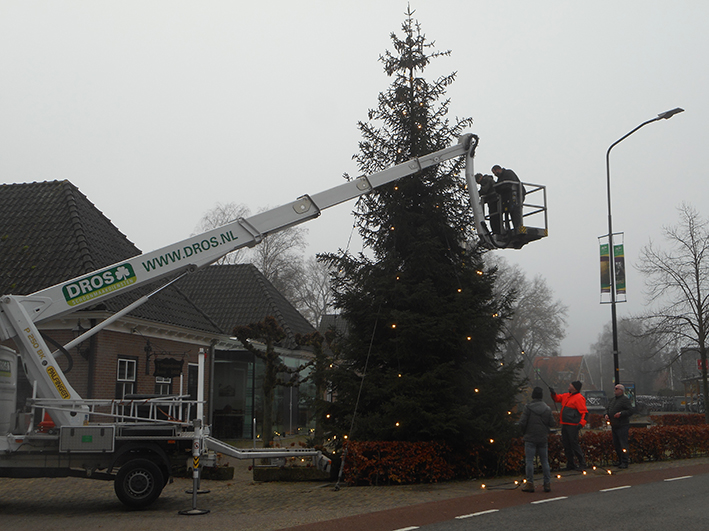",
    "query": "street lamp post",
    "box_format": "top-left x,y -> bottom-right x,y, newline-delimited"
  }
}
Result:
605,107 -> 684,386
